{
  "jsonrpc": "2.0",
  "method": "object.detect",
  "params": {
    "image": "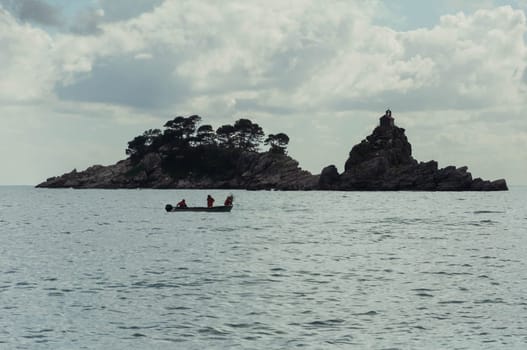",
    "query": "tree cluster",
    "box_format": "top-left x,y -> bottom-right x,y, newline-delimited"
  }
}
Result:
126,115 -> 290,163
